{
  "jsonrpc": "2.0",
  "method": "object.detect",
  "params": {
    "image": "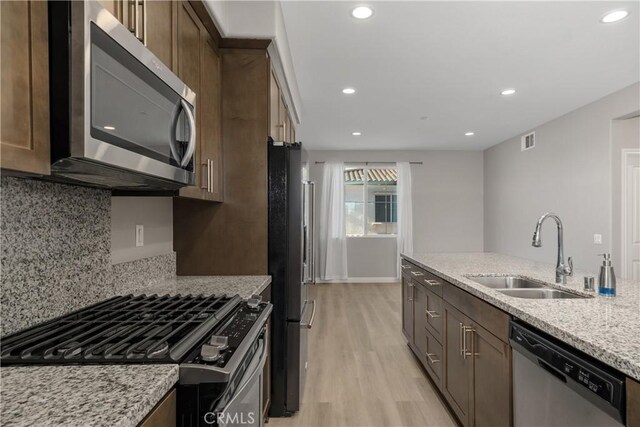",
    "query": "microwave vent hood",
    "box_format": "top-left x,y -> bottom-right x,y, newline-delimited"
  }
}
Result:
47,0 -> 196,192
